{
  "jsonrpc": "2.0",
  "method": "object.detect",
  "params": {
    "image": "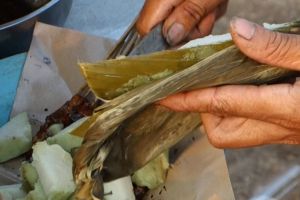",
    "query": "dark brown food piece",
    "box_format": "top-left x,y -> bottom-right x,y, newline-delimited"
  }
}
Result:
133,184 -> 149,200
33,95 -> 94,143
